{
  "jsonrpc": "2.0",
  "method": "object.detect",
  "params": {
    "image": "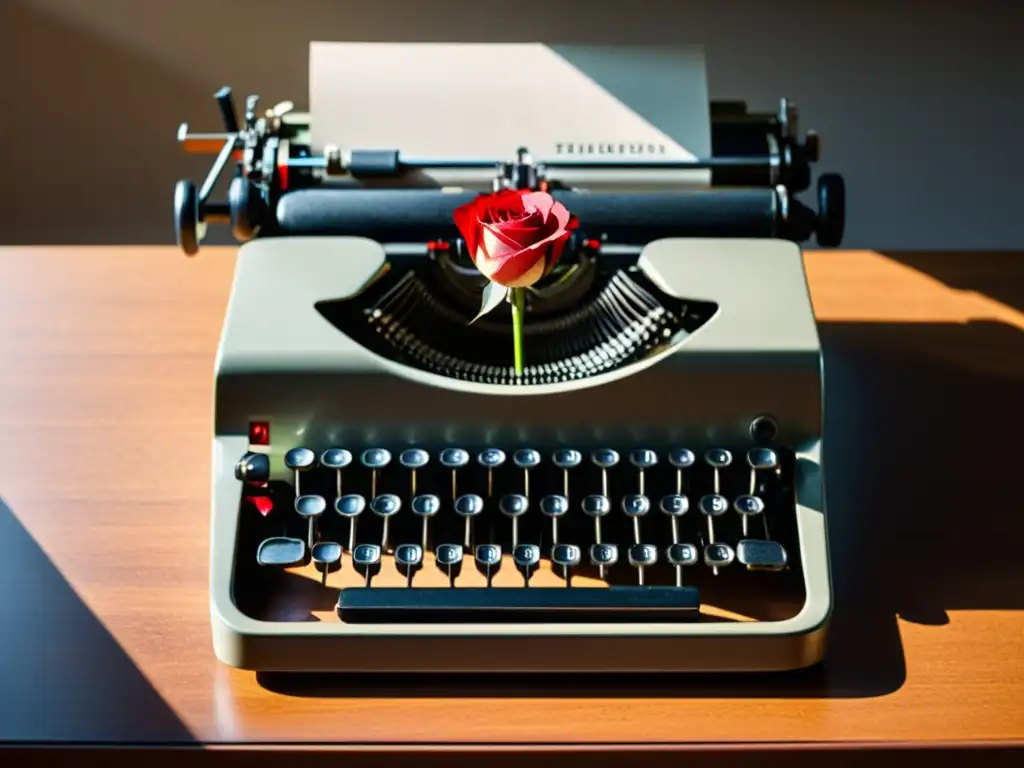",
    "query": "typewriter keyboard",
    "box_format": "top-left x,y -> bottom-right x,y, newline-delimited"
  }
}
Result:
232,446 -> 805,624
